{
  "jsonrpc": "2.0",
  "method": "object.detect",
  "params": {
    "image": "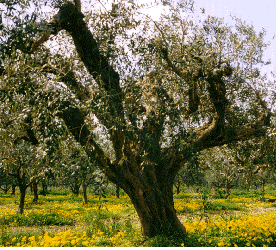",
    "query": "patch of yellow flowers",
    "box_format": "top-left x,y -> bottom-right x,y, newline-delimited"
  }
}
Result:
183,211 -> 276,247
3,211 -> 275,247
0,193 -> 276,247
174,200 -> 202,212
3,228 -> 128,247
